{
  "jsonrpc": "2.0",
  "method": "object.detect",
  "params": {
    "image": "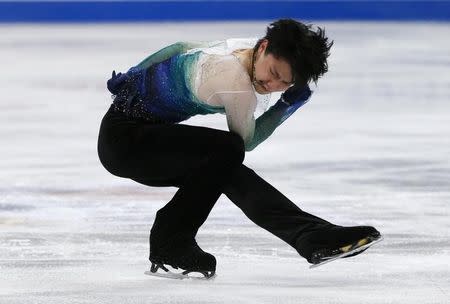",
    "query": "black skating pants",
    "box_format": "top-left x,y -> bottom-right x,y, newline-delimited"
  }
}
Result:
97,105 -> 333,257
